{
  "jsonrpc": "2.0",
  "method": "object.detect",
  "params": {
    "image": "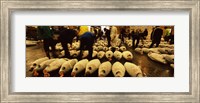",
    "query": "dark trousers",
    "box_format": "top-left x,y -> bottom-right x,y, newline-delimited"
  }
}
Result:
78,37 -> 94,60
60,41 -> 70,58
169,35 -> 174,44
106,36 -> 111,47
149,40 -> 161,48
43,38 -> 56,58
132,35 -> 140,48
120,34 -> 125,43
97,34 -> 103,40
